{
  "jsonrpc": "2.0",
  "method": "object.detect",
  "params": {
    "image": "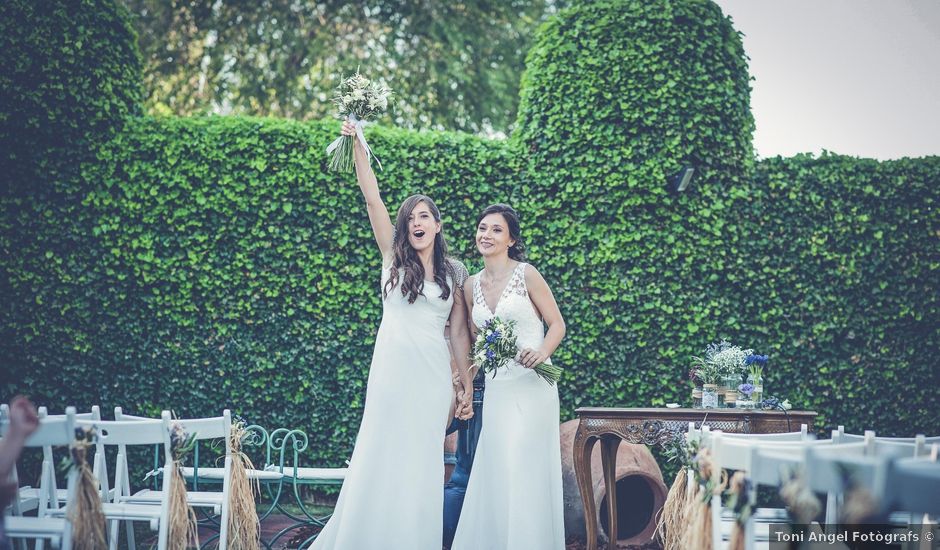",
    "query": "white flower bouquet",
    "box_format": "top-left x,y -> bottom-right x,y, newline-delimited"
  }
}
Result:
325,71 -> 392,173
